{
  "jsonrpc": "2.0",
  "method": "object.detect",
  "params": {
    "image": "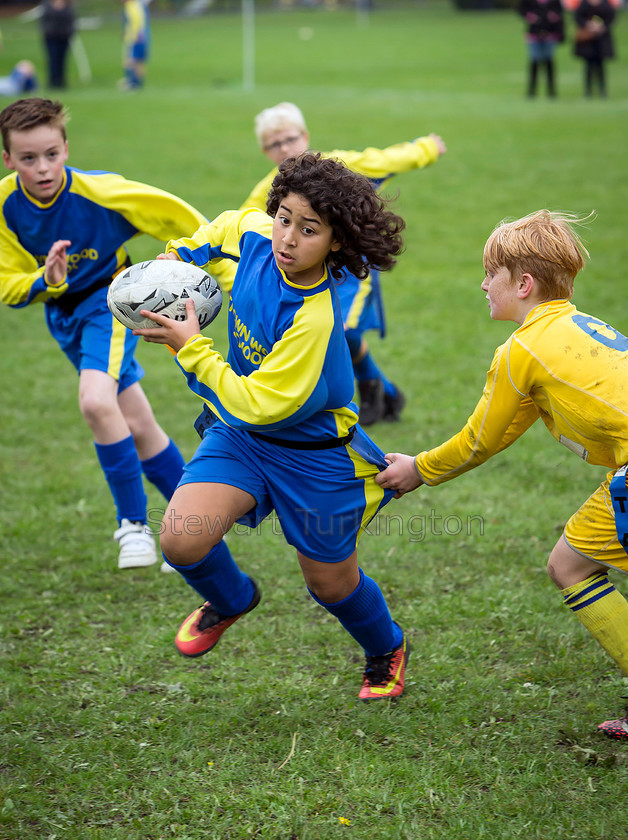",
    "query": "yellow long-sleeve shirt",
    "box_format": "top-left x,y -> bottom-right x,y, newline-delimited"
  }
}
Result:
416,299 -> 628,484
